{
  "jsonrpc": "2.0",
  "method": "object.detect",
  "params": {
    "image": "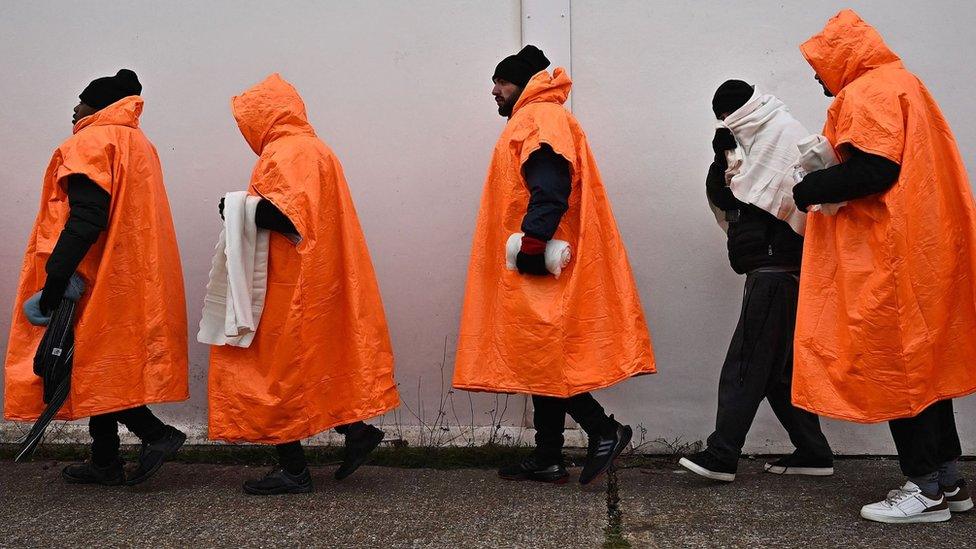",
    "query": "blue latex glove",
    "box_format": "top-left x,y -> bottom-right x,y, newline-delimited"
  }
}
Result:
23,292 -> 49,326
